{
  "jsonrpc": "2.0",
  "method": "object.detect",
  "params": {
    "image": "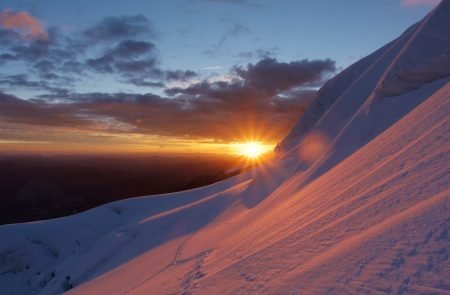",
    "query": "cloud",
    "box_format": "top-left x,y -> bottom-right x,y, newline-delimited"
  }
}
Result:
1,27 -> 74,65
107,40 -> 156,58
0,14 -> 196,90
235,58 -> 336,94
0,58 -> 335,142
83,15 -> 154,44
0,10 -> 48,40
0,52 -> 16,65
159,57 -> 335,140
60,61 -> 84,74
30,89 -> 313,142
166,58 -> 335,99
0,92 -> 86,127
0,28 -> 22,44
401,0 -> 440,6
84,39 -> 196,86
86,39 -> 159,78
235,47 -> 278,60
0,74 -> 70,94
165,70 -> 197,81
